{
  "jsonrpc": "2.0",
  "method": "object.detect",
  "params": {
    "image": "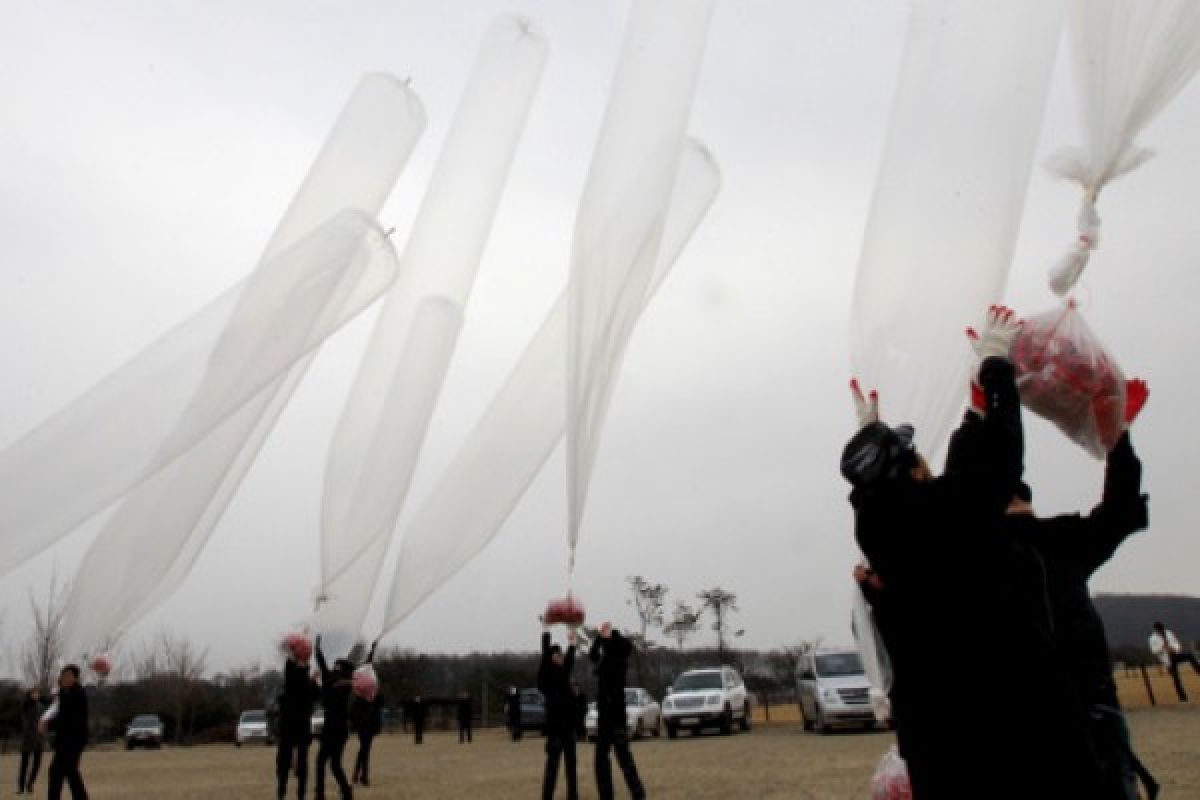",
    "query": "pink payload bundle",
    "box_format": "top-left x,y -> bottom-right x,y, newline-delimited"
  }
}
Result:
90,653 -> 113,679
871,746 -> 912,800
280,631 -> 313,664
353,664 -> 379,701
543,593 -> 586,627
